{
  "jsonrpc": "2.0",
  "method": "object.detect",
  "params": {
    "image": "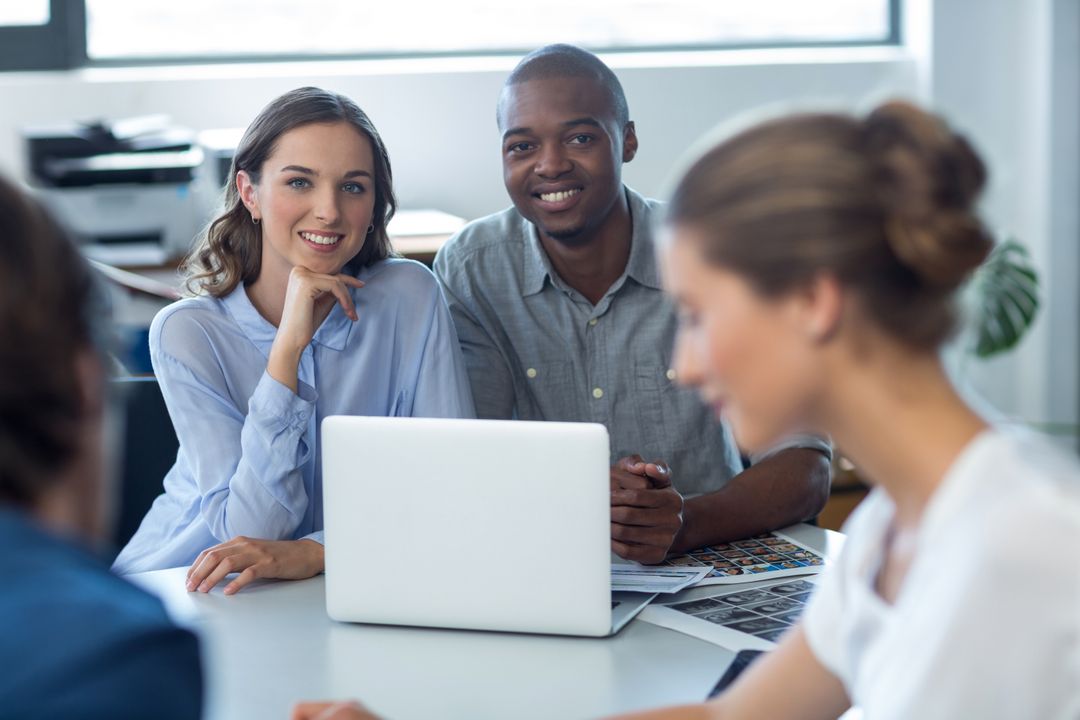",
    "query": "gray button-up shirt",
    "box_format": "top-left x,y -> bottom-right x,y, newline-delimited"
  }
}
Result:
435,187 -> 828,497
